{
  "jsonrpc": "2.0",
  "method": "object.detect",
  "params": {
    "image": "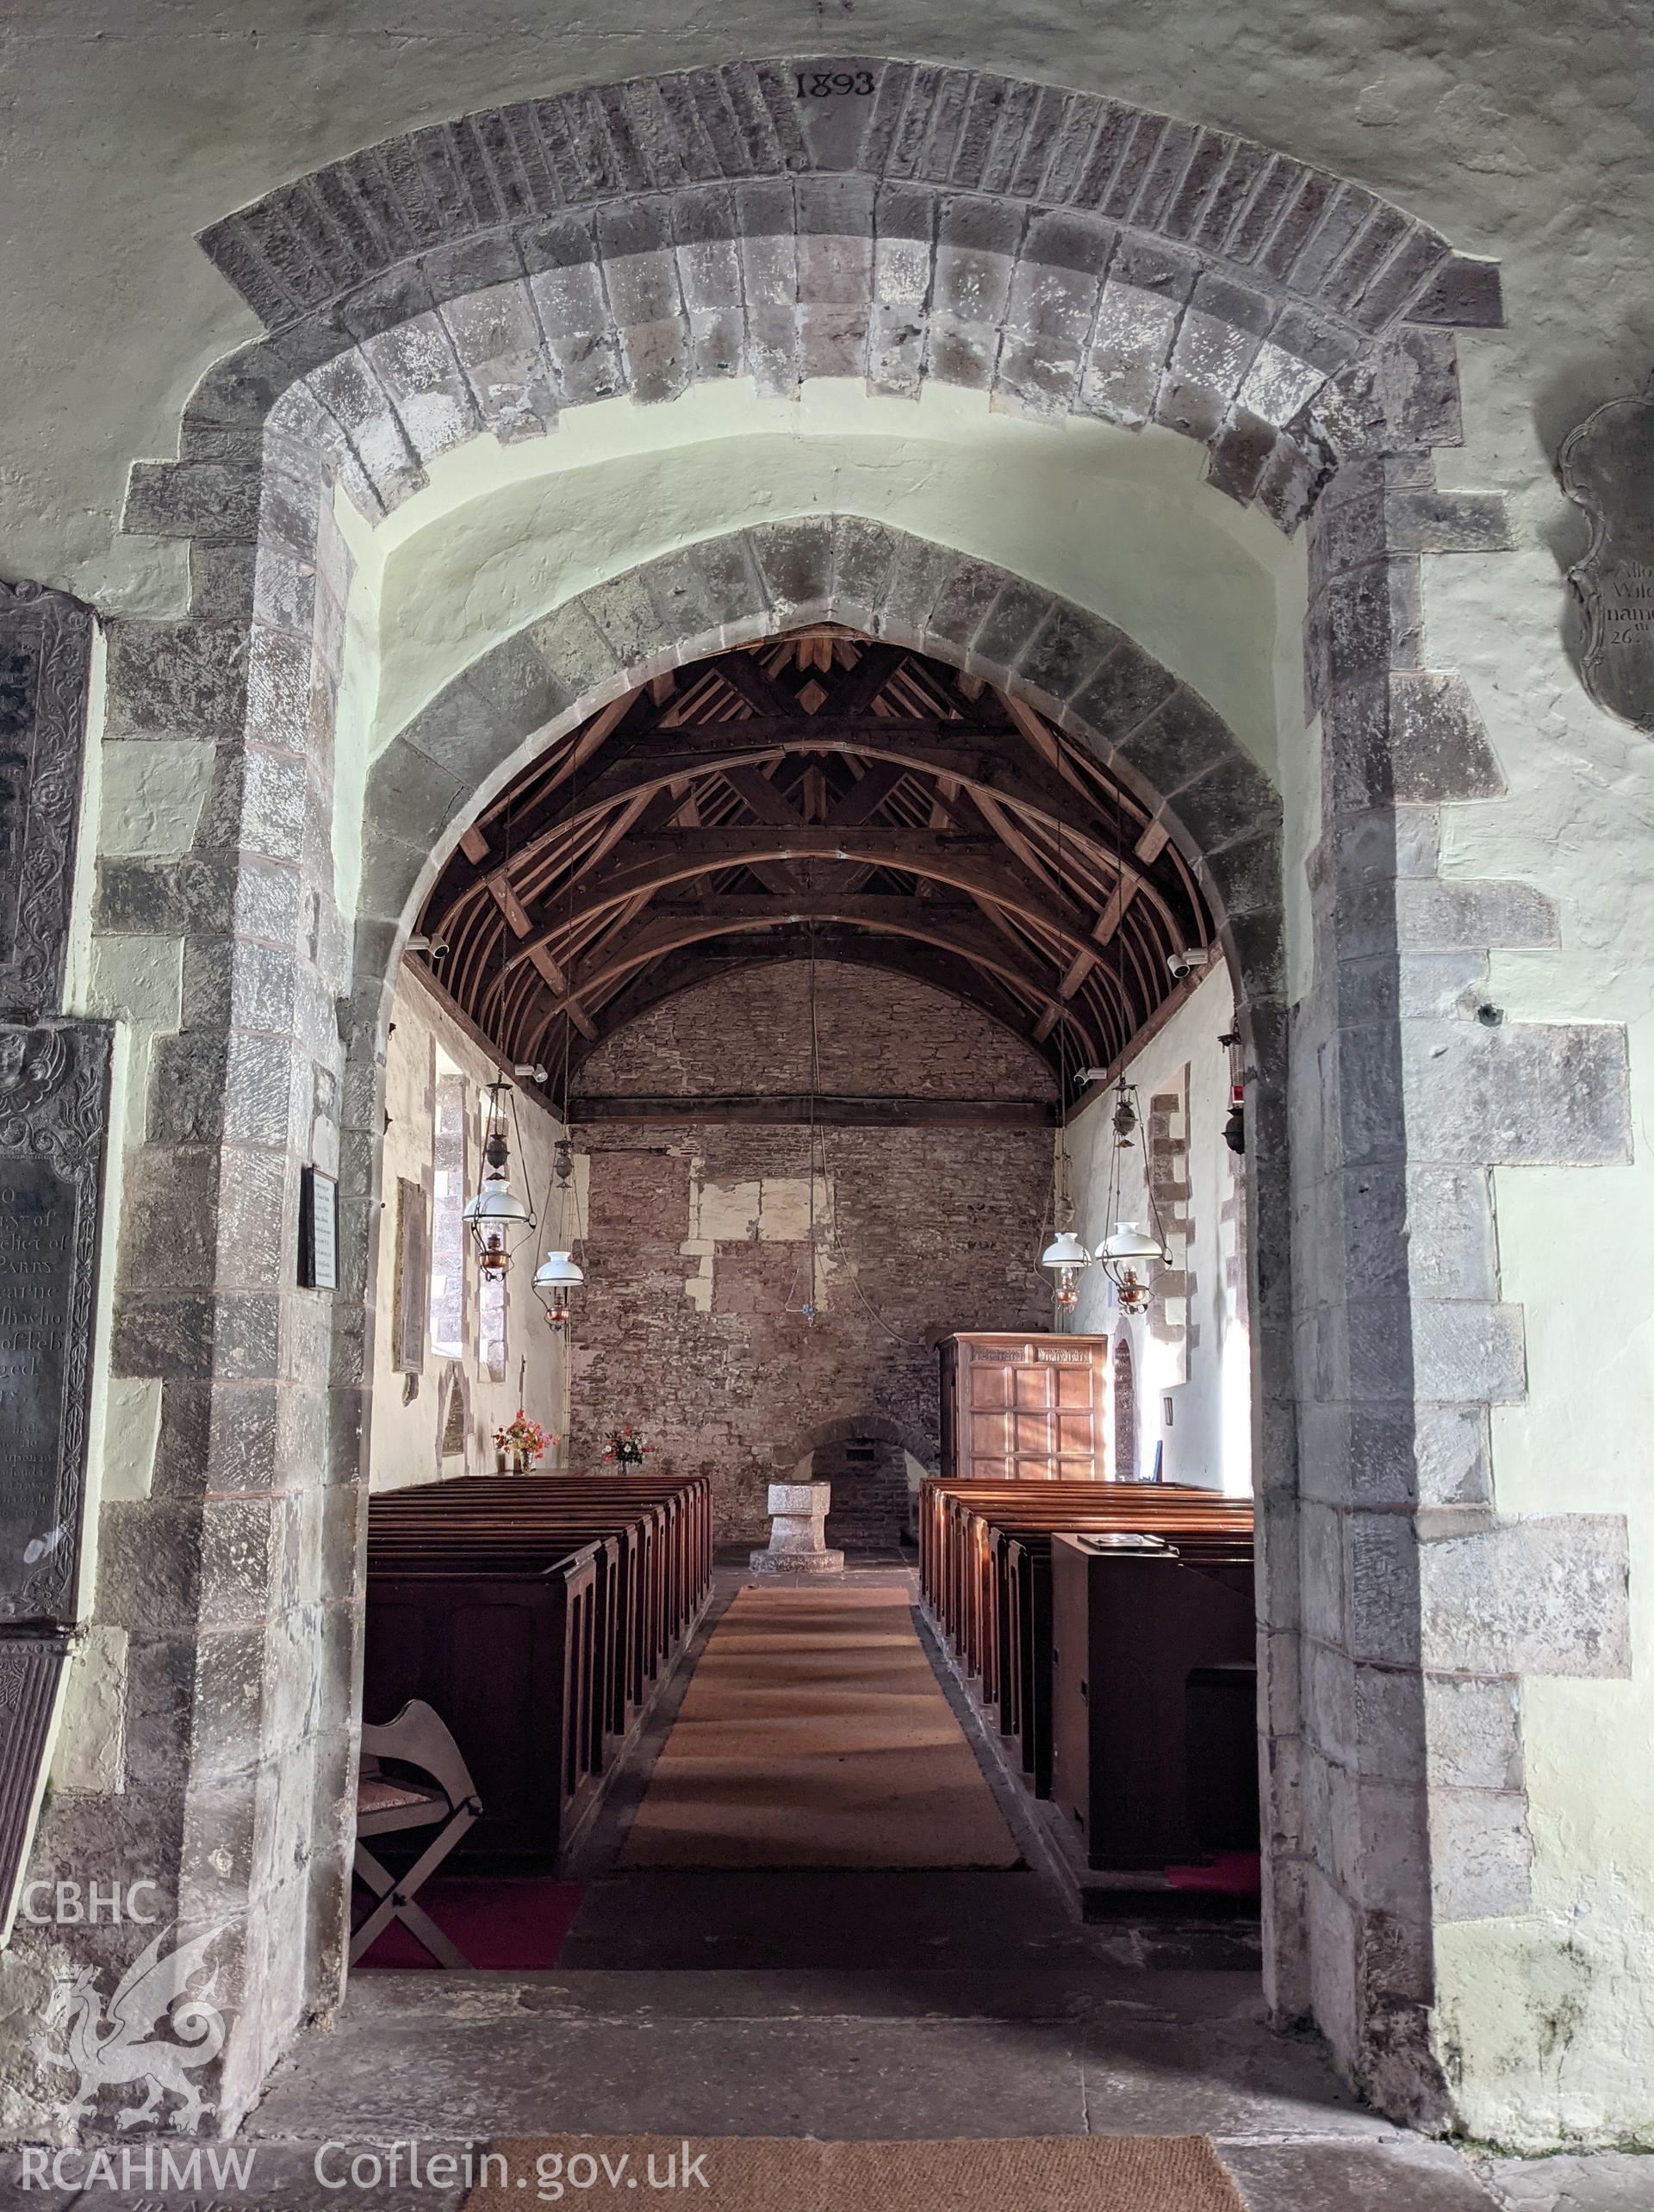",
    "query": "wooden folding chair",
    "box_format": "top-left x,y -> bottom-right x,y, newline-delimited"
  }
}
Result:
350,1699 -> 483,1969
